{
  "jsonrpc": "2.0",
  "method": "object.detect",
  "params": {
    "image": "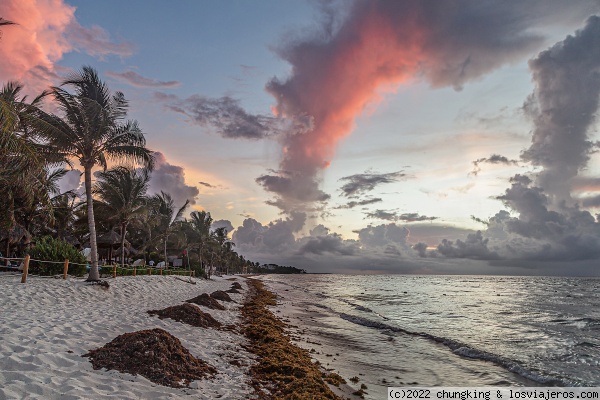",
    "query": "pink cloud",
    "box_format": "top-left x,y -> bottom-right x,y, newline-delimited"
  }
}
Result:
0,0 -> 74,94
0,0 -> 133,96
